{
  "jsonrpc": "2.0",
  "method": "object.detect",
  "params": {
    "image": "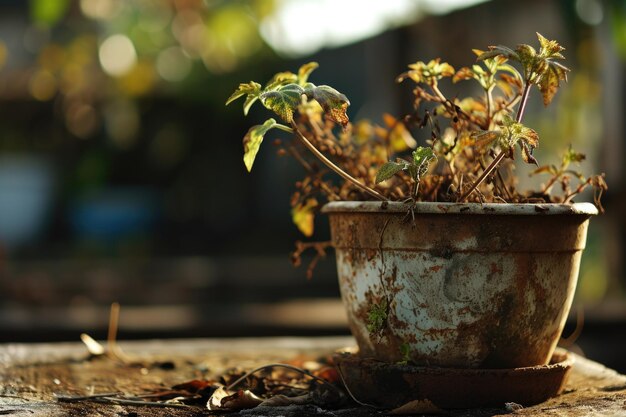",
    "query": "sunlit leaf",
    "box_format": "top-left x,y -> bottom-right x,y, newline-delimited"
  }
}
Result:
264,71 -> 298,90
226,81 -> 262,109
412,146 -> 437,173
242,118 -> 277,172
375,161 -> 406,184
453,67 -> 474,83
207,386 -> 263,411
397,59 -> 455,84
471,130 -> 500,147
297,62 -> 319,85
537,32 -> 565,58
304,84 -> 350,126
292,198 -> 318,237
515,43 -> 538,71
260,83 -> 304,123
243,95 -> 259,115
538,64 -> 568,105
458,97 -> 486,114
383,113 -> 416,151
